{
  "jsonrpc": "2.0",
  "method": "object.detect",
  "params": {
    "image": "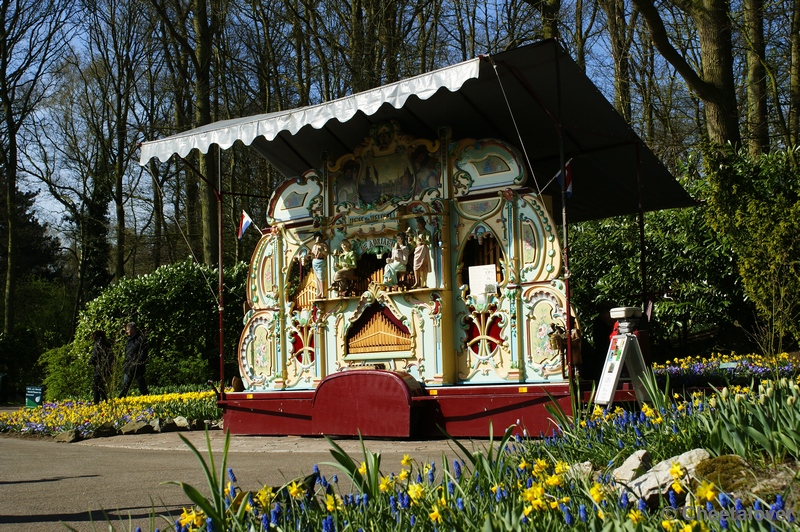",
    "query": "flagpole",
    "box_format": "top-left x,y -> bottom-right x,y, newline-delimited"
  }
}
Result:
247,214 -> 262,234
554,49 -> 575,383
